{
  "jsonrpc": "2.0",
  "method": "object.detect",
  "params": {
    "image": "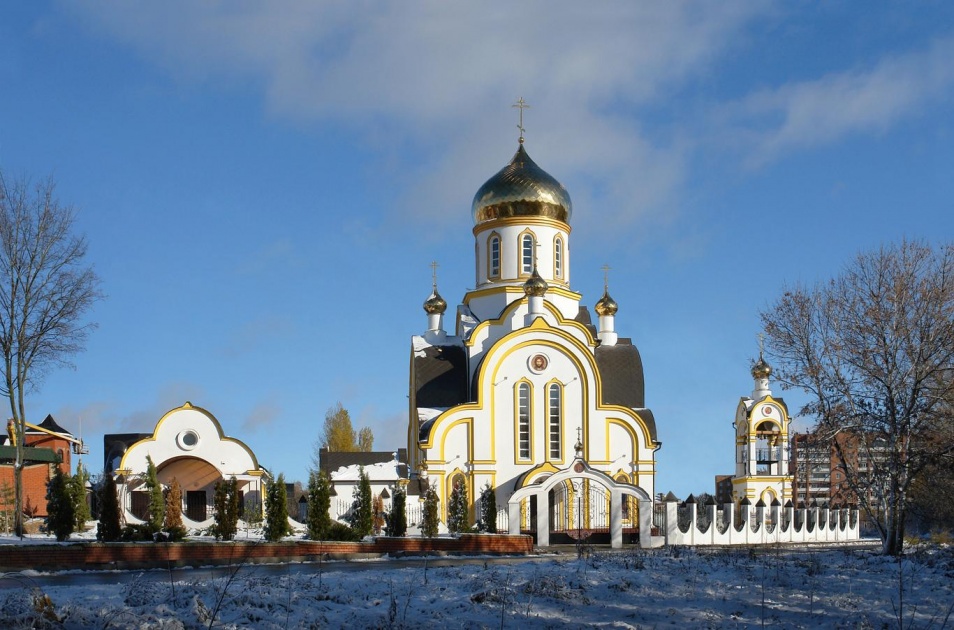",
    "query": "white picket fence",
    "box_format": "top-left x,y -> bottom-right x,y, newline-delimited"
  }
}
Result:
659,499 -> 860,546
